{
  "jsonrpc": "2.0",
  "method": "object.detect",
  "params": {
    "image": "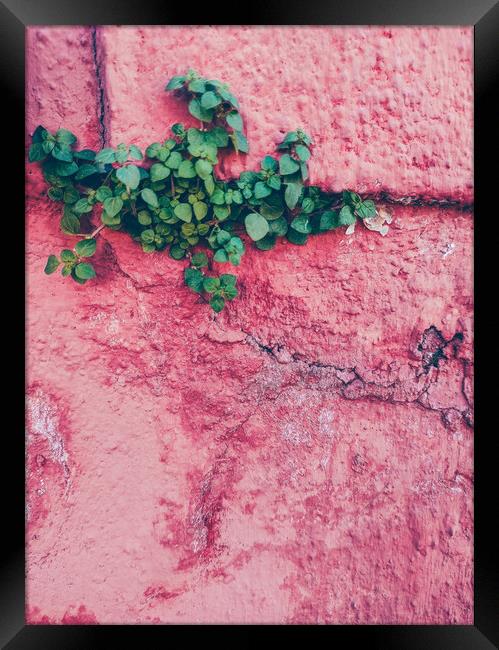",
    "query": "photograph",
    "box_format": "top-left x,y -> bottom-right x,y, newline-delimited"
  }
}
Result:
25,24 -> 475,626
